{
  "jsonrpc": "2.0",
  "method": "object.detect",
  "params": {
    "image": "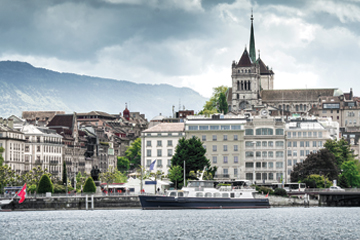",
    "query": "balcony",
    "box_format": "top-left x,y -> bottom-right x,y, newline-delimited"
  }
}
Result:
79,162 -> 86,166
50,160 -> 59,165
35,160 -> 43,165
50,171 -> 59,174
65,161 -> 73,166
